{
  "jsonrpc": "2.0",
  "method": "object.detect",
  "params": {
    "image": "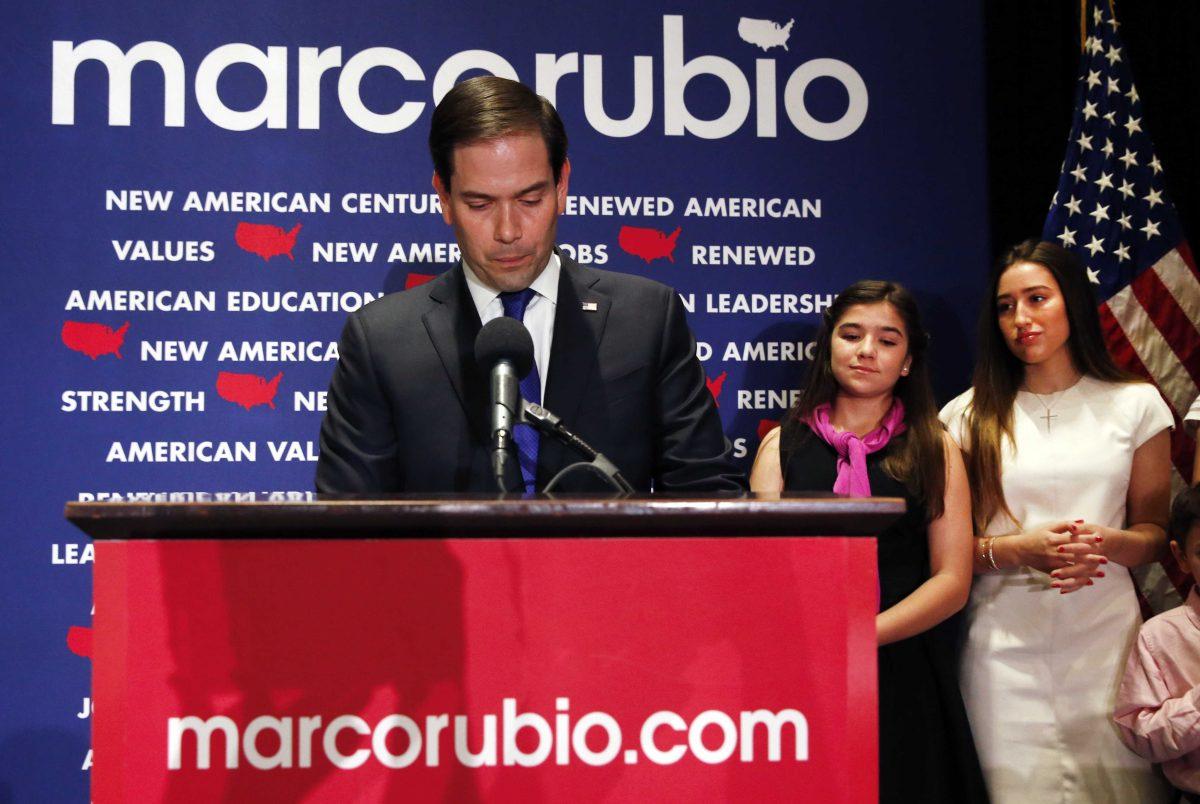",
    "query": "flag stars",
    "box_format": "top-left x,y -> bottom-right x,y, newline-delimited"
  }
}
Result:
1103,111 -> 1117,125
1126,85 -> 1140,104
1150,155 -> 1163,174
1108,16 -> 1120,32
1086,266 -> 1101,285
1094,172 -> 1114,192
1117,179 -> 1136,199
1102,139 -> 1115,157
1086,69 -> 1102,89
1082,100 -> 1099,120
1084,235 -> 1106,256
1124,116 -> 1142,136
1089,36 -> 1105,56
1106,45 -> 1122,66
1092,6 -> 1103,25
1064,196 -> 1083,216
1057,227 -> 1078,247
1076,133 -> 1094,151
1140,219 -> 1160,239
1117,213 -> 1133,230
1114,243 -> 1131,262
1089,203 -> 1110,223
1119,148 -> 1139,169
1106,77 -> 1121,95
1144,187 -> 1163,208
1071,165 -> 1089,183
